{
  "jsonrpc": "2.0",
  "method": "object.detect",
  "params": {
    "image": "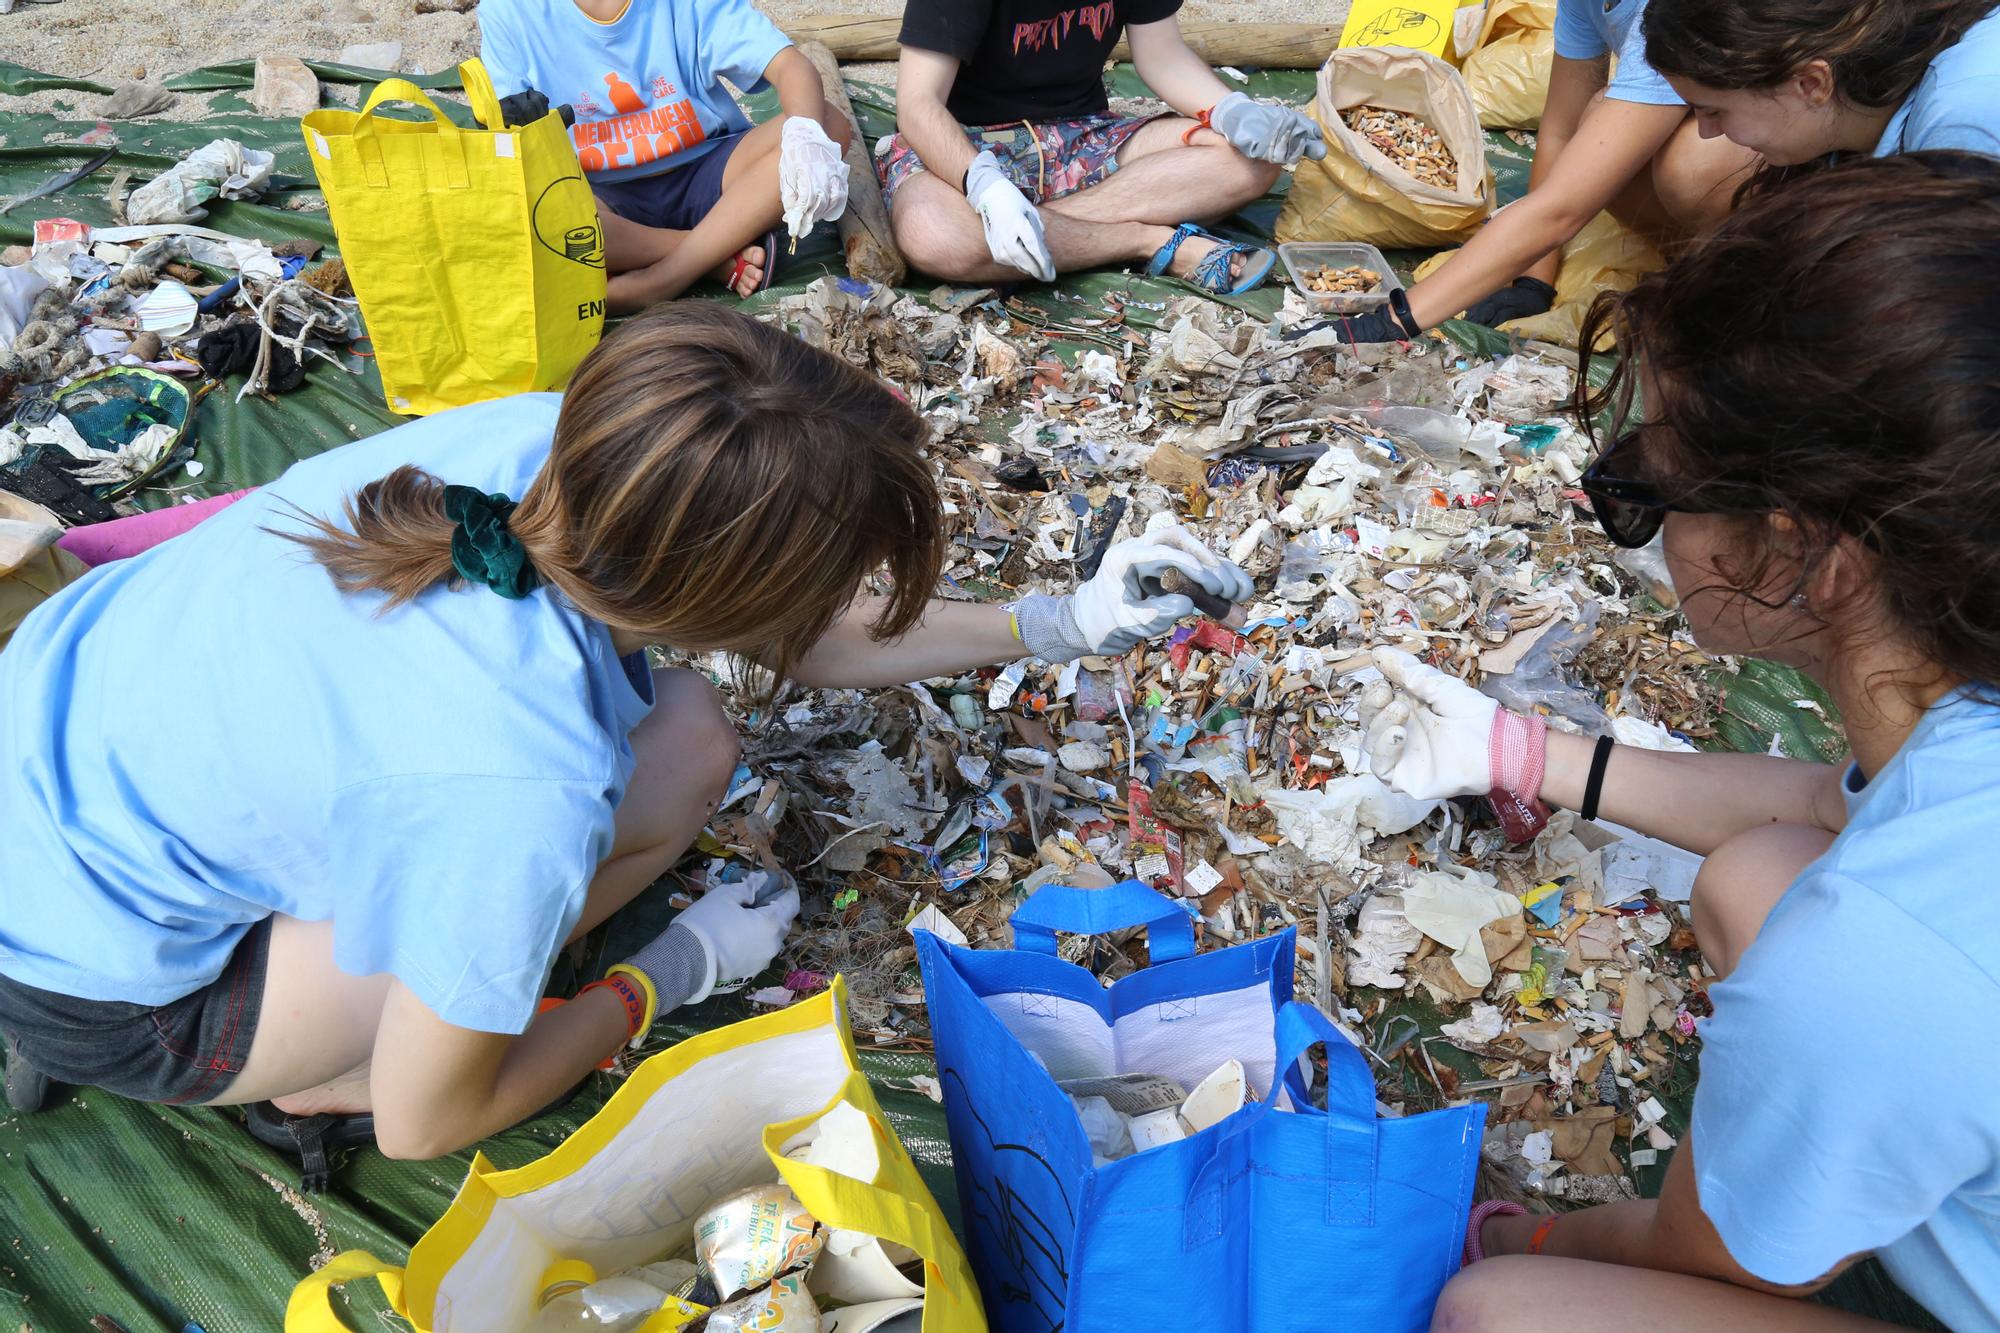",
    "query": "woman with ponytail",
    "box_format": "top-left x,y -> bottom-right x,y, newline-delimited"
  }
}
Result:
0,302 -> 1250,1165
1645,0 -> 2000,165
